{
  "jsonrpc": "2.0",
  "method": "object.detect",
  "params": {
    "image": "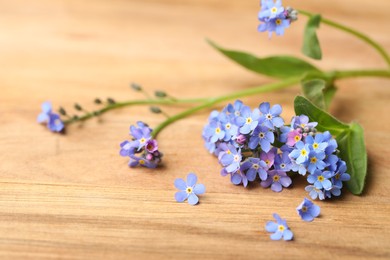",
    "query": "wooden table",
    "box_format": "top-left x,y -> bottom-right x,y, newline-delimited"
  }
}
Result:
1,0 -> 390,258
